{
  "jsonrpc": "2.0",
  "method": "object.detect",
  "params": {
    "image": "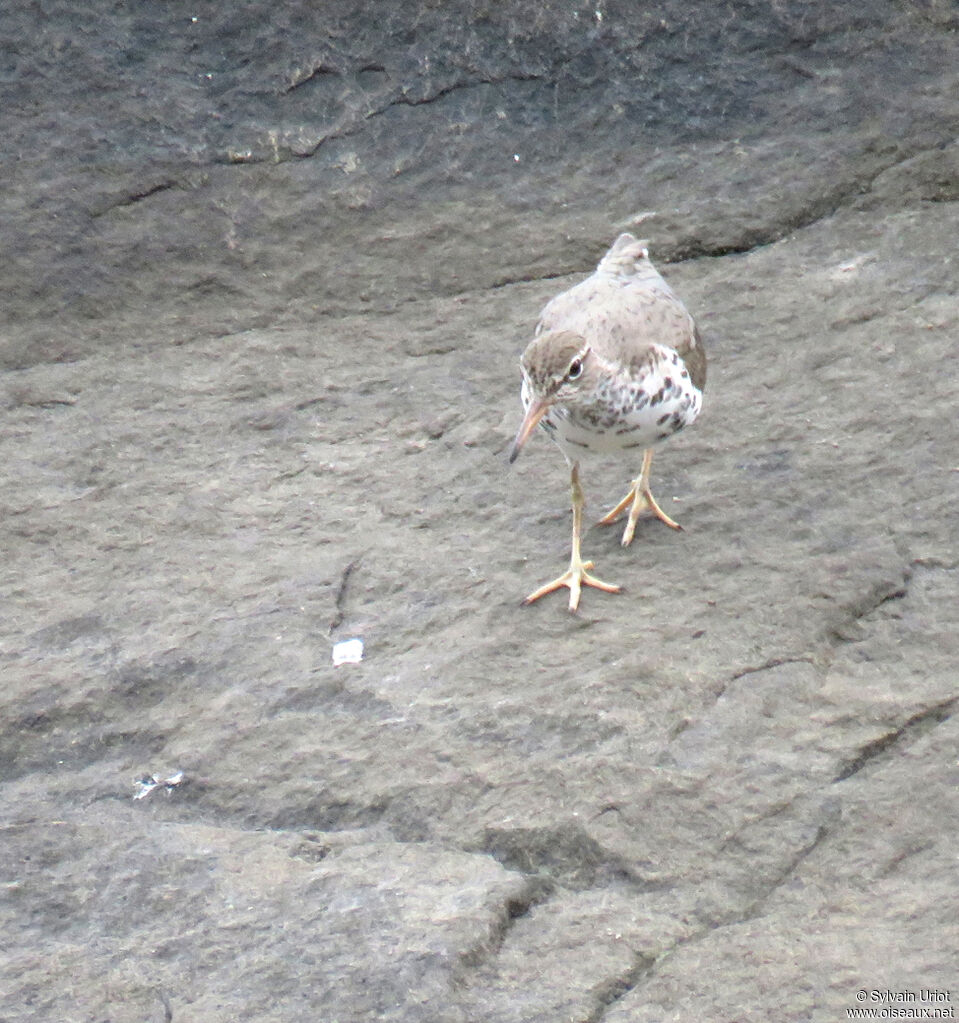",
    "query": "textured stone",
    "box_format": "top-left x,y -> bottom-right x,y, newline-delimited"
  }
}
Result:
2,2 -> 958,1020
